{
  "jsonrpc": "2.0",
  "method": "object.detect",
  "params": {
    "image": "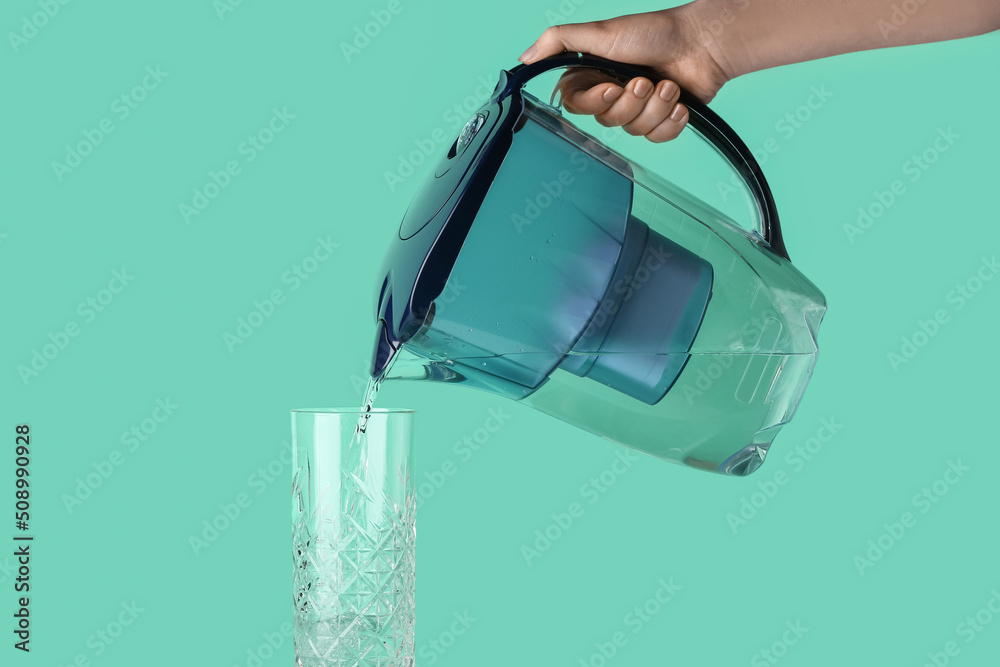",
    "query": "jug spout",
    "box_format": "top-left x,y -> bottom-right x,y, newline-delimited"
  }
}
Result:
370,319 -> 397,379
